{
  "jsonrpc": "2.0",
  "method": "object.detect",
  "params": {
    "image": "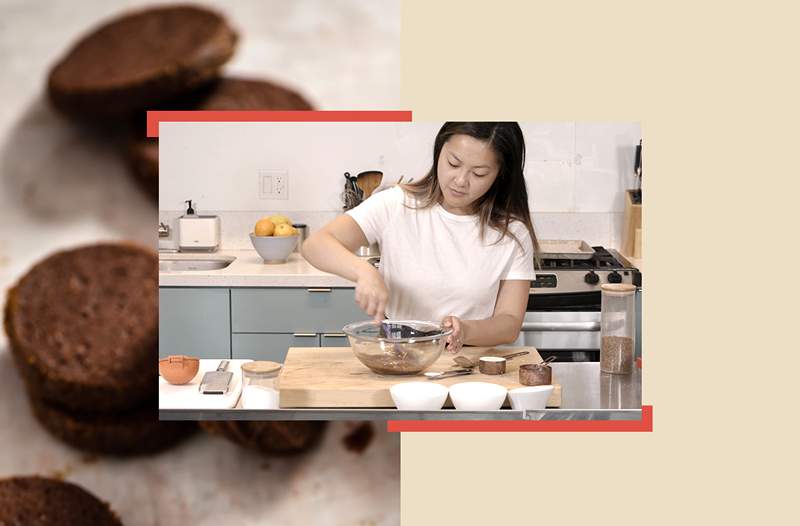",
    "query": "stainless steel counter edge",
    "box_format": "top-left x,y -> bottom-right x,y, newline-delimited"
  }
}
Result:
159,408 -> 644,421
